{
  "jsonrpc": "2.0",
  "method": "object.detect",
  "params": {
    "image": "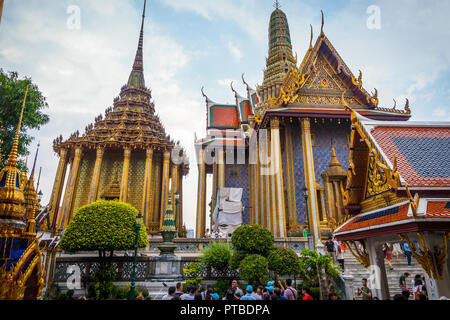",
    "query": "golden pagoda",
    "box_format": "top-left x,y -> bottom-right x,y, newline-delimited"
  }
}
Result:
47,0 -> 189,236
0,87 -> 46,300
